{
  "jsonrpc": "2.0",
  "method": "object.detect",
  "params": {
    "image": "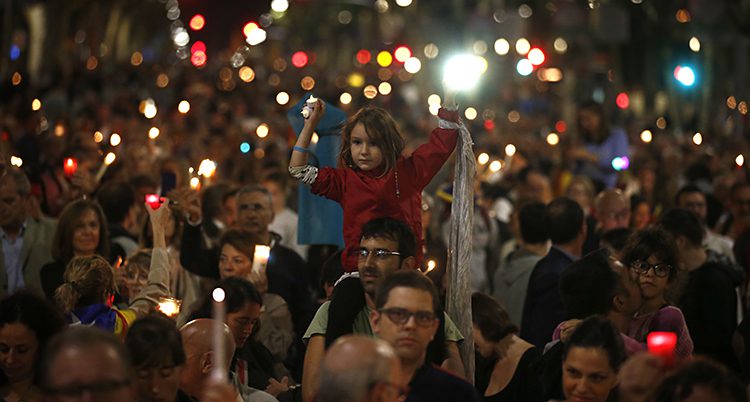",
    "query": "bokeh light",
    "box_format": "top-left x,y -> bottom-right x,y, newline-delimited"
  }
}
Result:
178,100 -> 190,114
394,46 -> 411,63
31,98 -> 41,111
404,57 -> 422,73
340,92 -> 352,105
640,130 -> 653,143
271,0 -> 289,12
377,51 -> 393,67
494,39 -> 510,55
240,142 -> 251,153
189,14 -> 205,31
356,49 -> 372,64
505,144 -> 517,156
515,38 -> 531,55
149,127 -> 160,139
110,133 -> 121,146
239,66 -> 255,82
464,107 -> 478,120
527,48 -> 545,66
553,38 -> 568,54
547,132 -> 560,146
689,37 -> 701,52
692,132 -> 702,145
257,123 -> 270,138
363,85 -> 378,99
516,59 -> 533,76
378,82 -> 392,95
275,92 -> 290,105
292,51 -> 309,68
478,153 -> 490,165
